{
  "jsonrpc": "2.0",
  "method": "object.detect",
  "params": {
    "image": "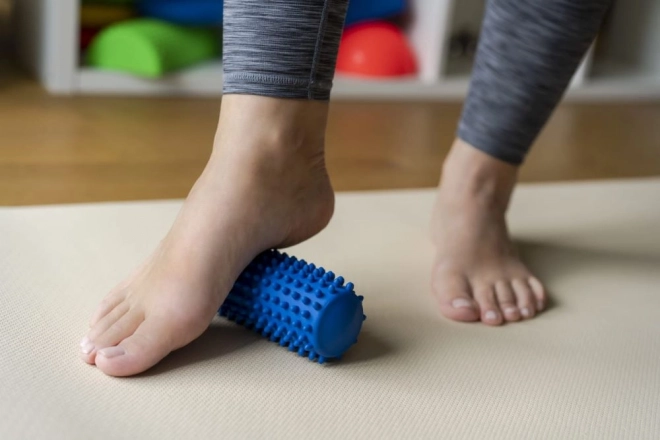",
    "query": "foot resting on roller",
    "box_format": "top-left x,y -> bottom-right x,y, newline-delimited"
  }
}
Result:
81,96 -> 335,376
